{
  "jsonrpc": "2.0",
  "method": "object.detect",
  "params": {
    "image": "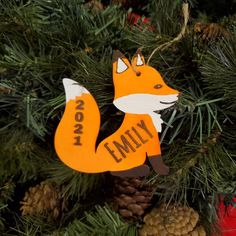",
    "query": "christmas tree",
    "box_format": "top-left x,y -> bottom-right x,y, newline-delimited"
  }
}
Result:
0,0 -> 236,235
